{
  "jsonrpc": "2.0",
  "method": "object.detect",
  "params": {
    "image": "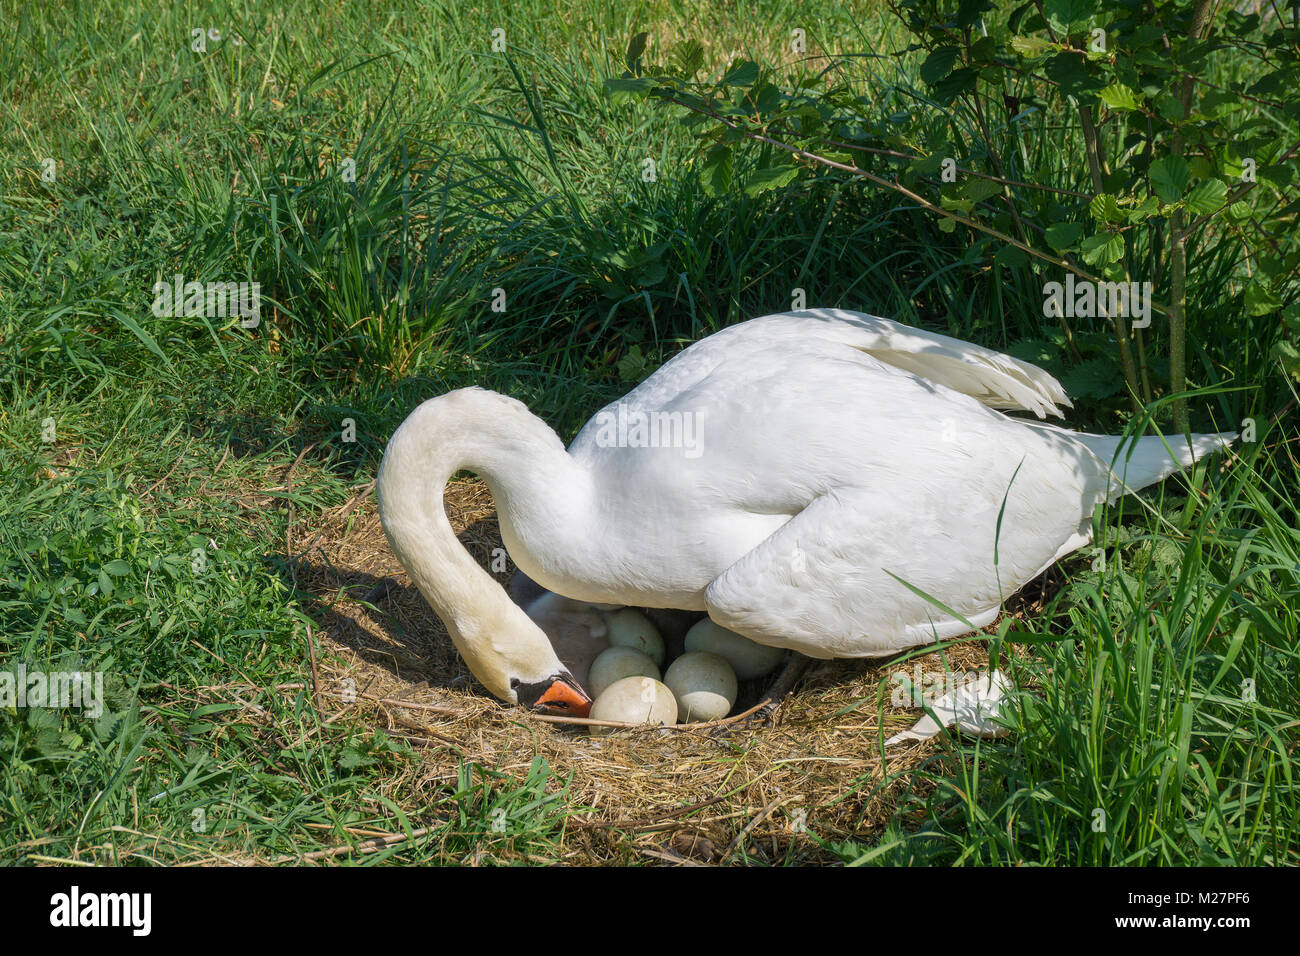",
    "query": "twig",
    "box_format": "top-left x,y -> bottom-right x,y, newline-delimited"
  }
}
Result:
275,826 -> 431,864
305,623 -> 323,713
284,442 -> 316,487
142,442 -> 191,496
721,796 -> 791,861
639,847 -> 705,866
